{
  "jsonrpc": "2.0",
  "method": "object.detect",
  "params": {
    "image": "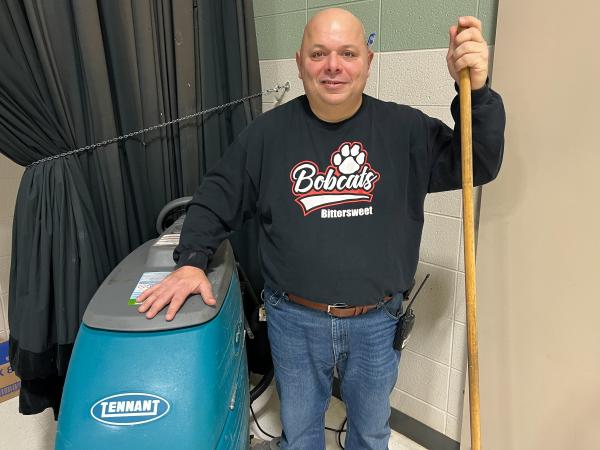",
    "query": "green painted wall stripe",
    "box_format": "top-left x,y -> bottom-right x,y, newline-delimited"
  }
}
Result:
255,1 -> 498,60
478,0 -> 499,44
308,0 -> 381,52
253,0 -> 306,18
308,0 -> 368,9
380,0 -> 478,52
255,11 -> 306,60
